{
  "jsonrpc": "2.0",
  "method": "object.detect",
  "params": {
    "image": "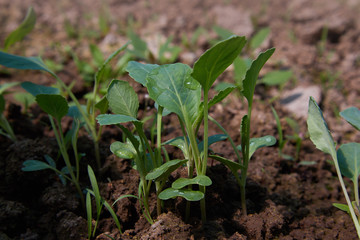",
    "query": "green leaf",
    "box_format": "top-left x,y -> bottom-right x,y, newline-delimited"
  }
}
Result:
22,160 -> 52,171
307,97 -> 337,159
0,82 -> 20,95
90,43 -> 104,66
261,70 -> 293,86
250,27 -> 270,50
145,159 -> 188,181
86,192 -> 92,238
44,154 -> 56,168
103,200 -> 122,234
126,61 -> 158,86
106,80 -> 139,118
87,165 -> 101,211
210,154 -> 243,173
212,26 -> 234,40
96,114 -> 138,125
14,92 -> 36,108
158,188 -> 204,201
237,135 -> 276,158
146,63 -> 201,123
333,203 -> 350,214
337,143 -> 360,183
233,56 -> 250,88
4,7 -> 36,51
127,30 -> 148,59
110,140 -> 136,159
192,36 -> 246,92
340,107 -> 360,131
285,117 -> 300,134
0,51 -> 54,75
172,175 -> 212,189
95,42 -> 129,83
240,115 -> 249,160
209,86 -> 235,108
21,81 -> 60,96
198,134 -> 227,153
163,136 -> 189,158
242,48 -> 275,106
95,97 -> 109,115
67,105 -> 86,122
36,94 -> 69,120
